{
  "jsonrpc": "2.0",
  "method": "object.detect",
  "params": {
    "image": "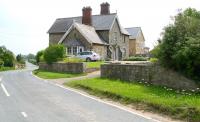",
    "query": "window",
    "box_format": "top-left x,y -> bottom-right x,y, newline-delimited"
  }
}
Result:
124,36 -> 126,43
73,47 -> 77,55
67,46 -> 84,55
67,47 -> 72,55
